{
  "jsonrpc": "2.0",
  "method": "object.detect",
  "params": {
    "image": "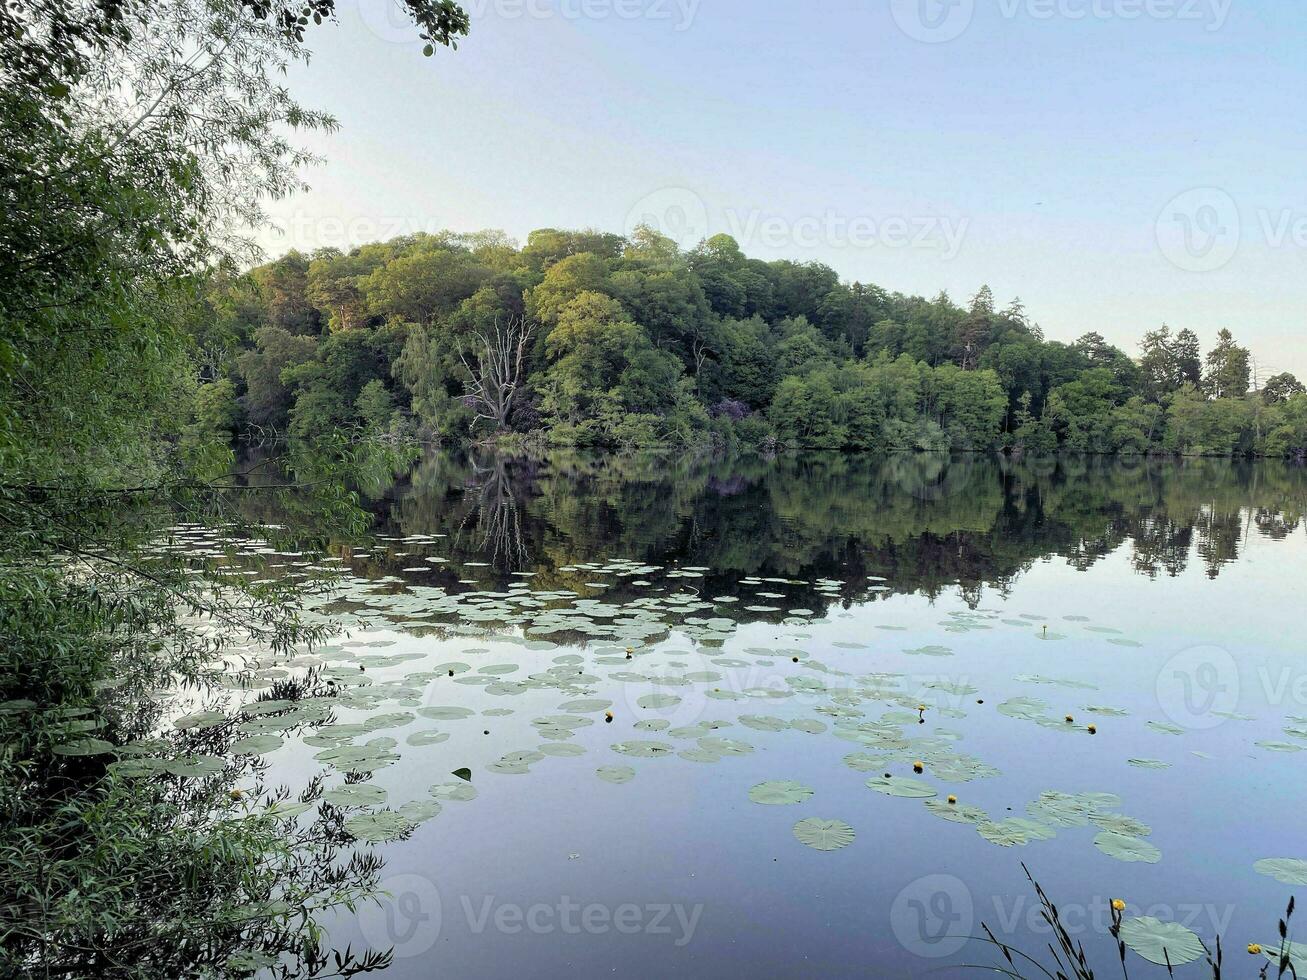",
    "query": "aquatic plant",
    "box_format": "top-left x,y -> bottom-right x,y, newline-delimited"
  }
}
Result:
973,865 -> 1300,979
